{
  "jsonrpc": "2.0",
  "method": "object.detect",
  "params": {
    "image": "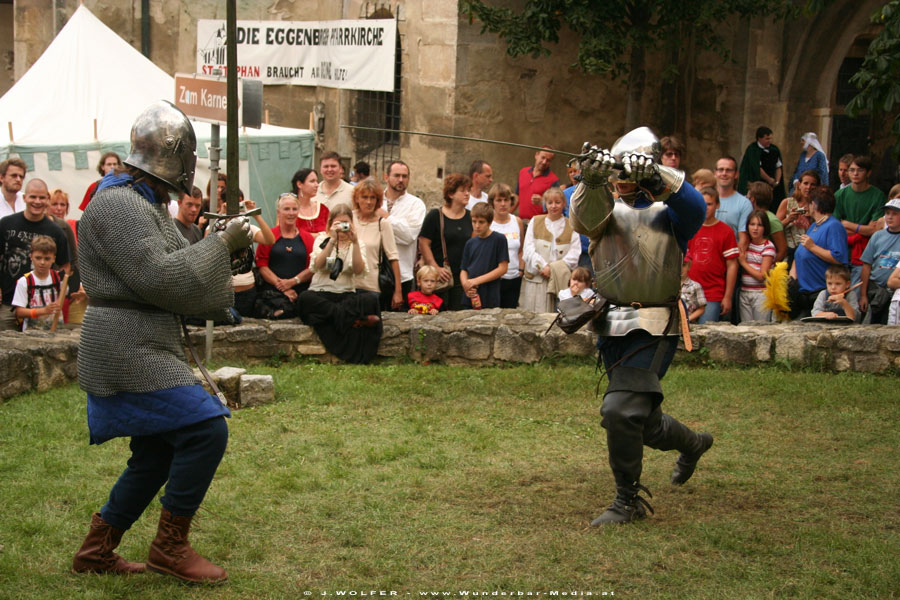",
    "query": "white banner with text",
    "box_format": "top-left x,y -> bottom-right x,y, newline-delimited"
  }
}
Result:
197,19 -> 396,91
